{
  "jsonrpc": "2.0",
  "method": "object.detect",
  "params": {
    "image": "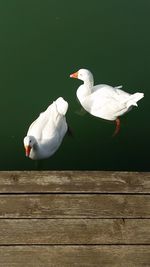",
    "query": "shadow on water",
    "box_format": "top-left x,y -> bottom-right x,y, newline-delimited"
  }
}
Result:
34,160 -> 44,171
